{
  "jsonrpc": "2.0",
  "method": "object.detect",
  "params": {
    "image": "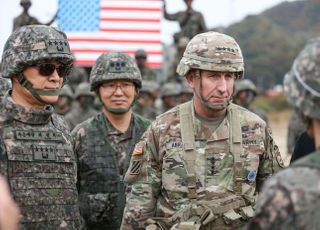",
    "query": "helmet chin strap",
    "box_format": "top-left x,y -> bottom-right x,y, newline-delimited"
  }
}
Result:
194,70 -> 229,111
17,73 -> 61,104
